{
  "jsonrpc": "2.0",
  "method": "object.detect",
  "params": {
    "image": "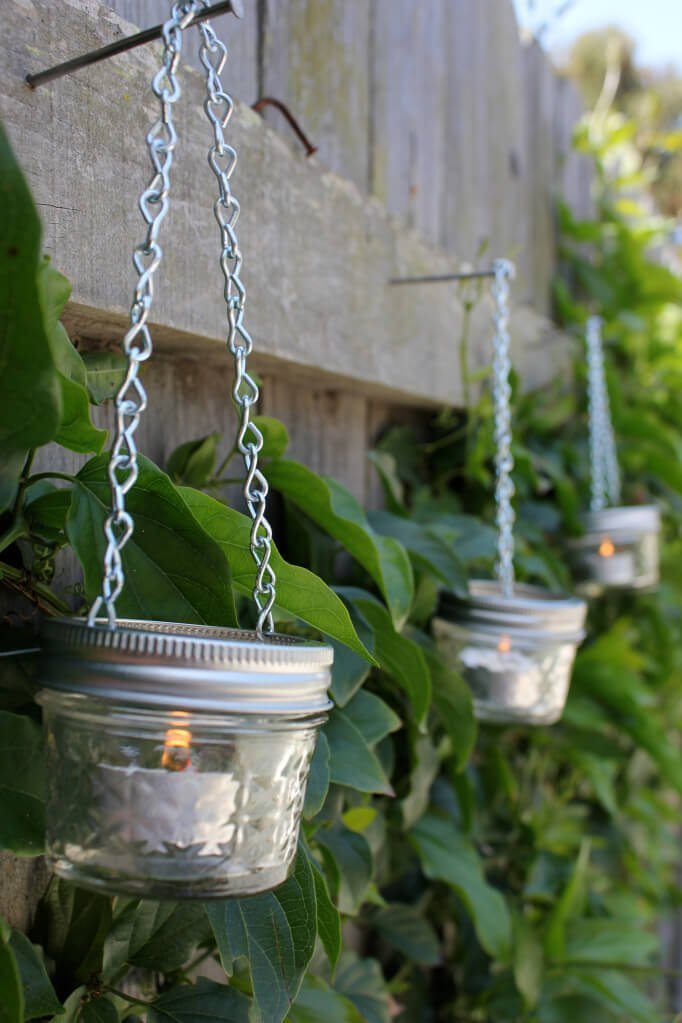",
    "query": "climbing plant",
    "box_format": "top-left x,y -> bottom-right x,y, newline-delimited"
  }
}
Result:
1,89 -> 682,1023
